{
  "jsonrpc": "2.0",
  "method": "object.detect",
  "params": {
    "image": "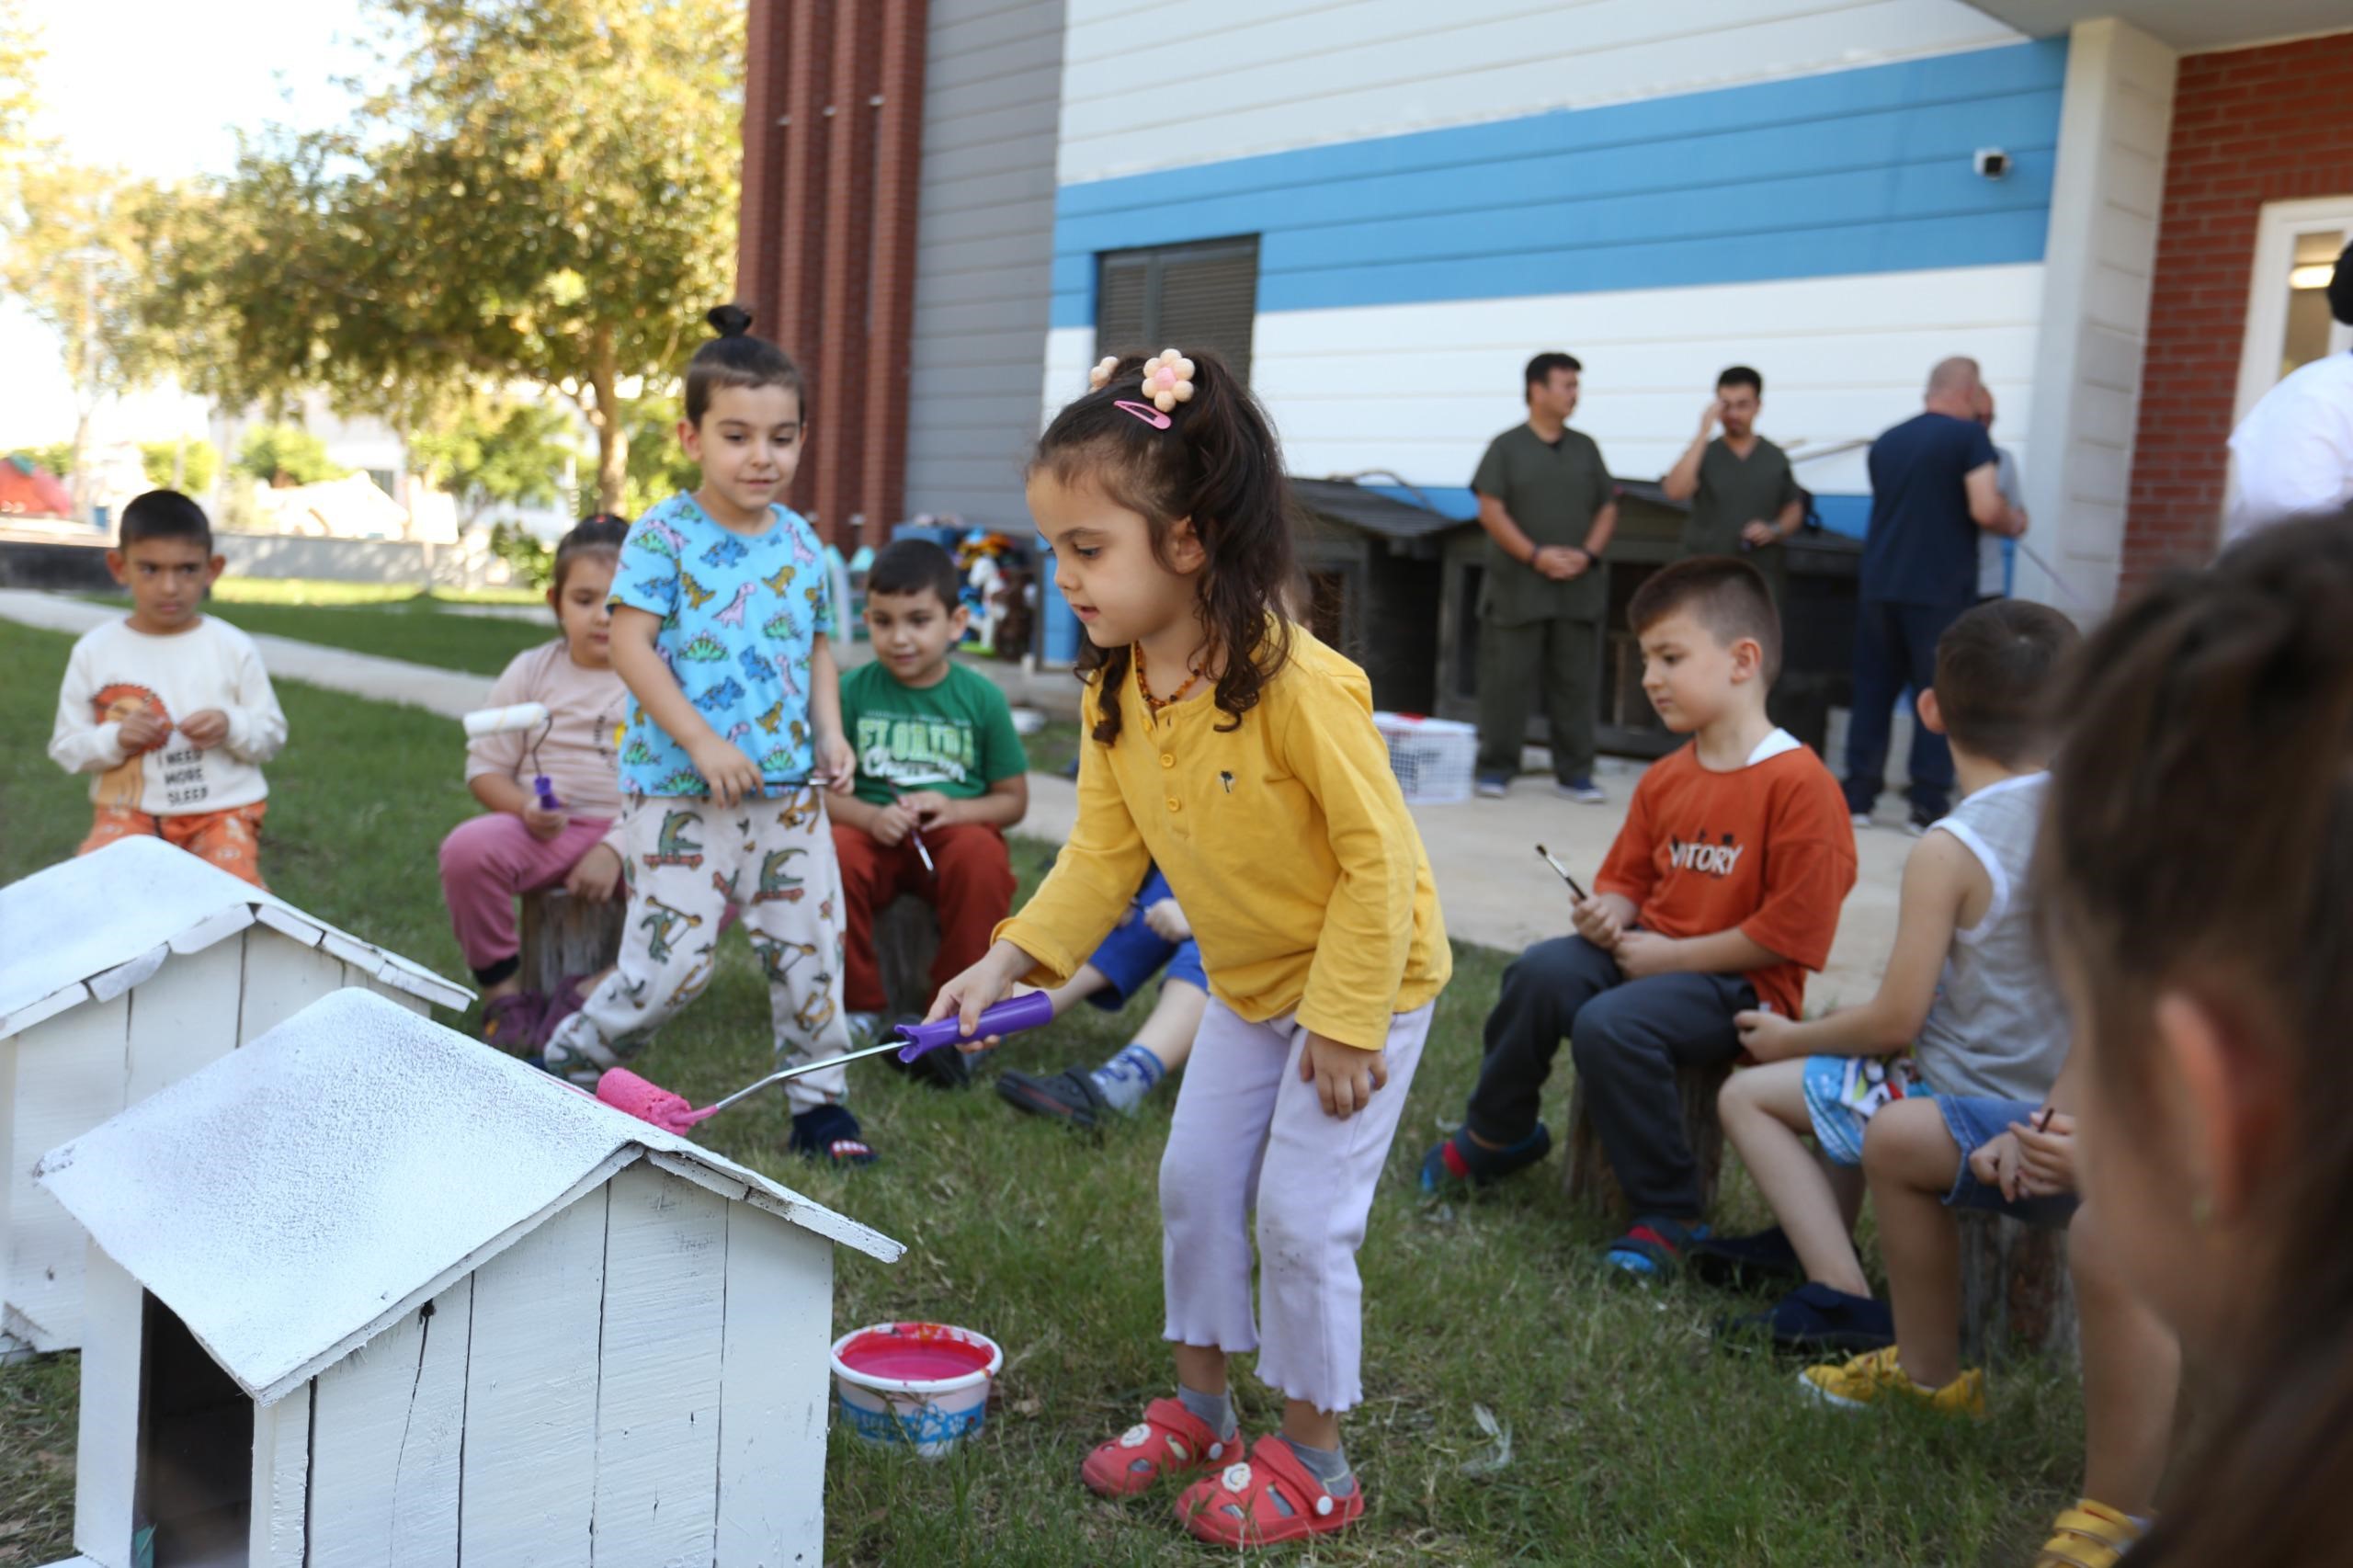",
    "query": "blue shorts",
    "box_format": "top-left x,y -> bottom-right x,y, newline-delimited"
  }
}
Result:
1083,865 -> 1207,1010
1801,1053 -> 1927,1166
1938,1096 -> 2078,1227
